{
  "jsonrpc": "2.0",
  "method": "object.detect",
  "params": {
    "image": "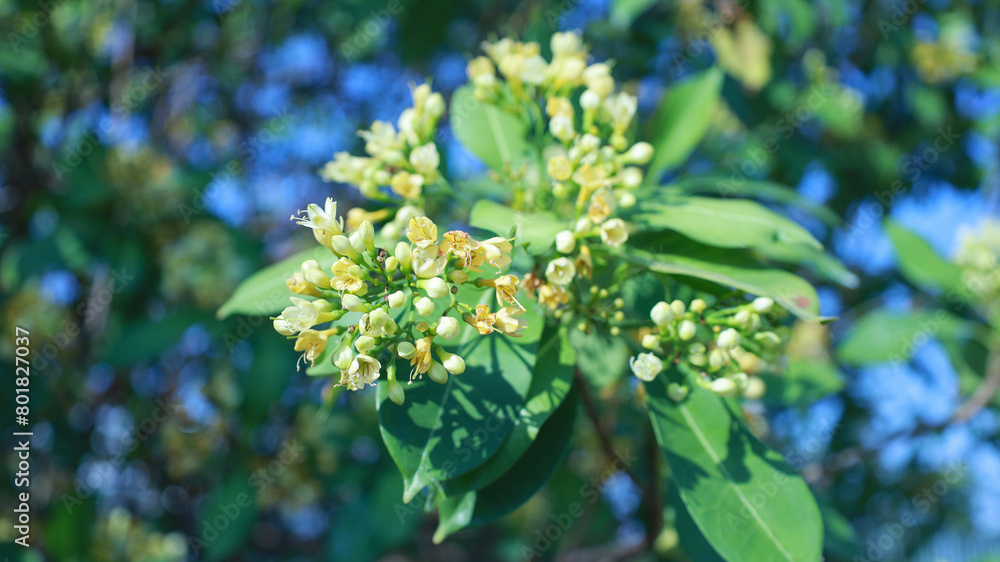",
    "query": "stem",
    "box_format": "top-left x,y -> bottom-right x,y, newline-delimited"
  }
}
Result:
573,368 -> 654,499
